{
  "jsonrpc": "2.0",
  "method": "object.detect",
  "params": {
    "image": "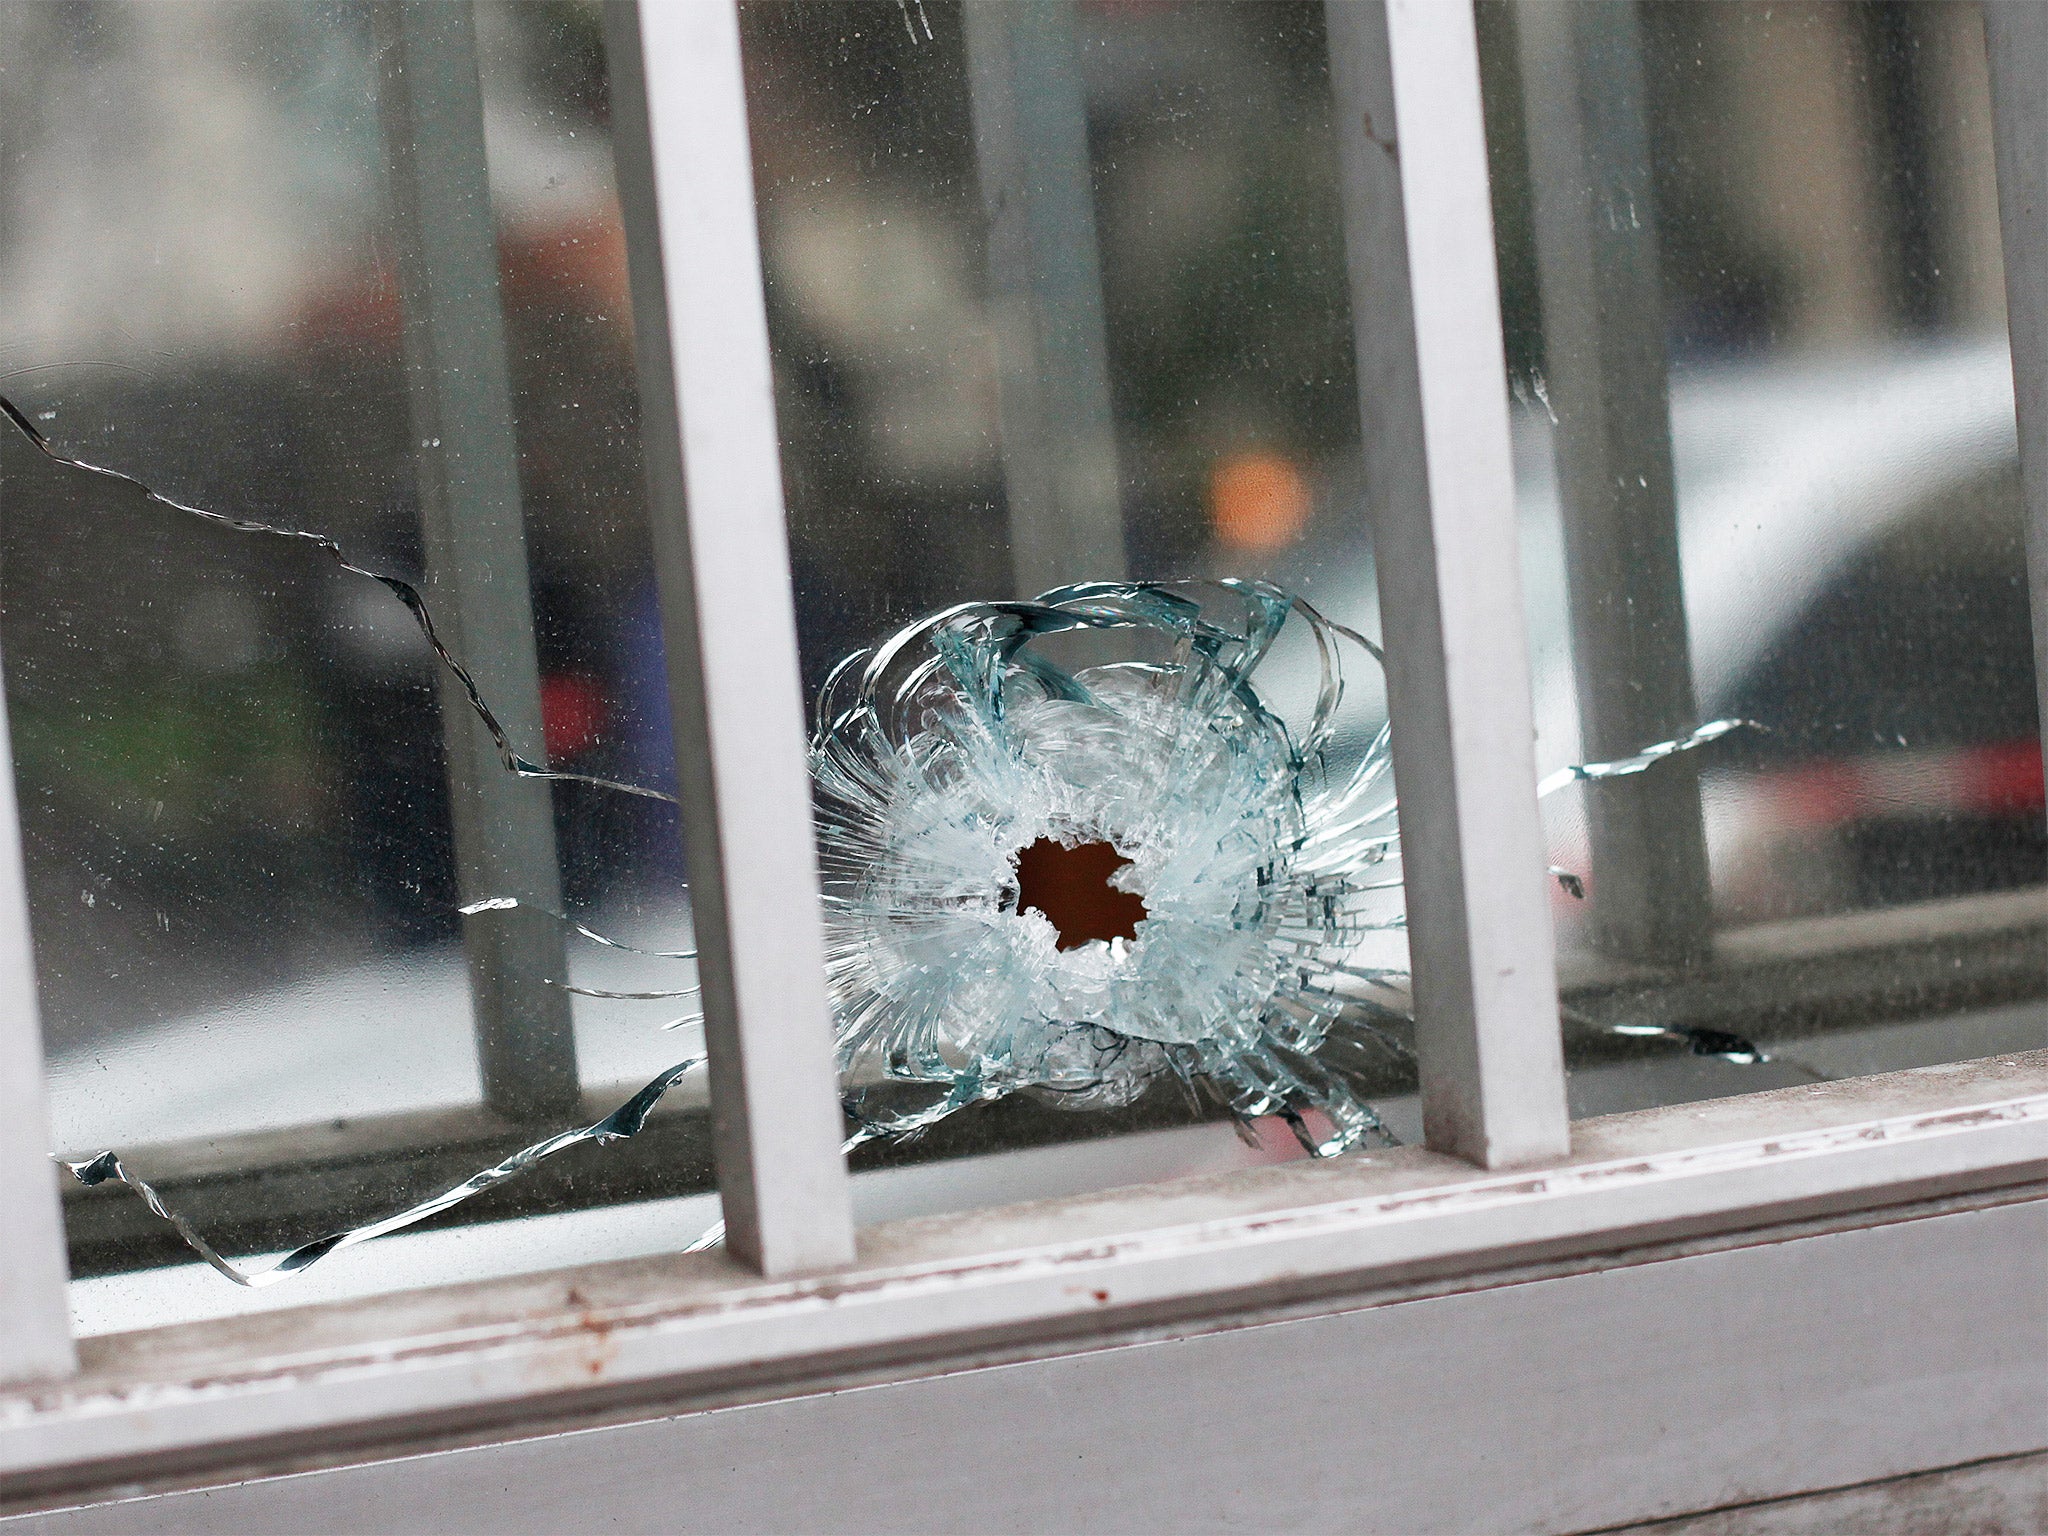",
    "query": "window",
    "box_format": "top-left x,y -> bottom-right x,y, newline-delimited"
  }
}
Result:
4,0 -> 2043,1519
